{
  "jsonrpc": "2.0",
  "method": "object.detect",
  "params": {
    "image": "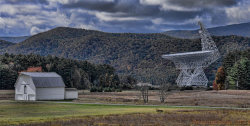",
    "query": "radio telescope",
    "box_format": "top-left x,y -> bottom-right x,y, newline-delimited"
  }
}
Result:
162,22 -> 220,87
